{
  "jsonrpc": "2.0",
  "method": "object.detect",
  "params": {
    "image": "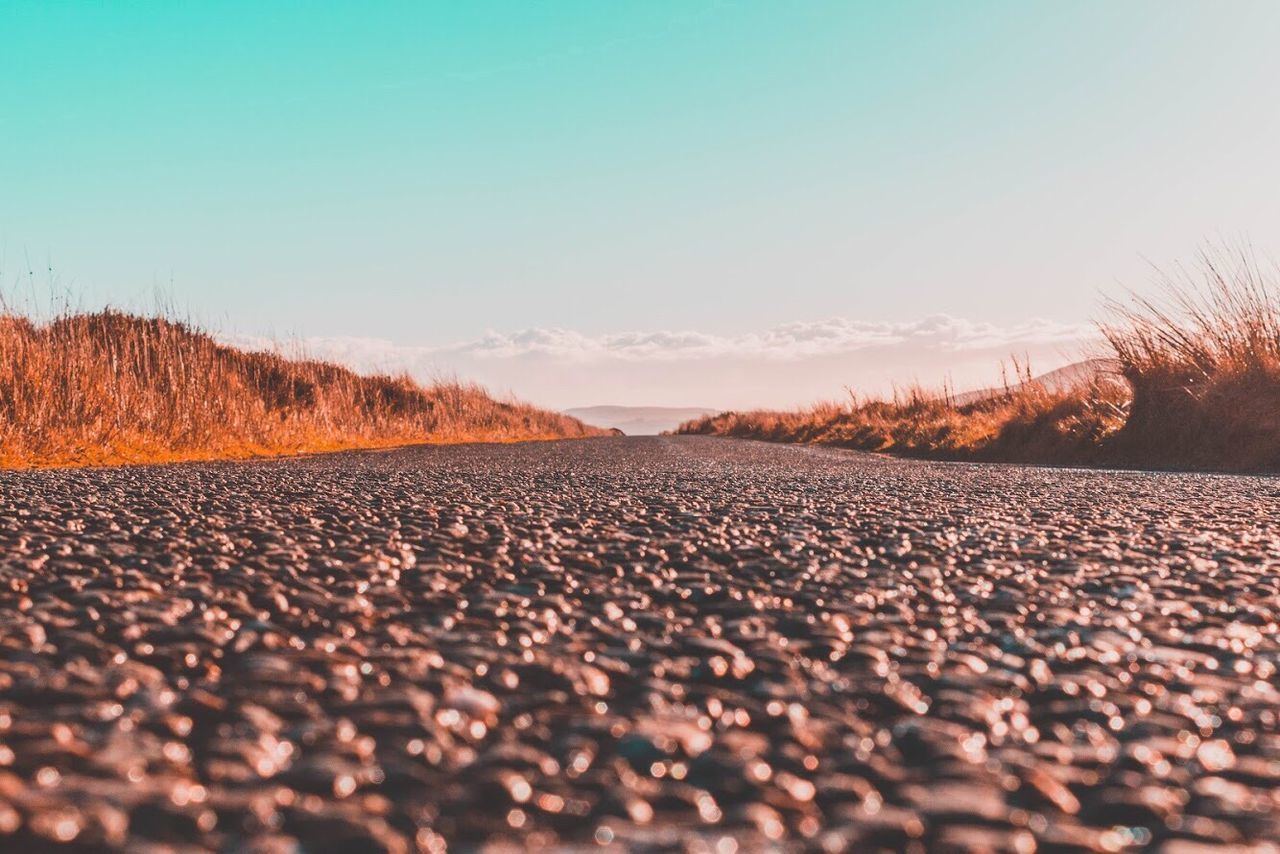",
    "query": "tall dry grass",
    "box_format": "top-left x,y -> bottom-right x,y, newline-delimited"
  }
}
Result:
0,310 -> 602,468
1102,246 -> 1280,470
681,246 -> 1280,472
677,370 -> 1130,465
